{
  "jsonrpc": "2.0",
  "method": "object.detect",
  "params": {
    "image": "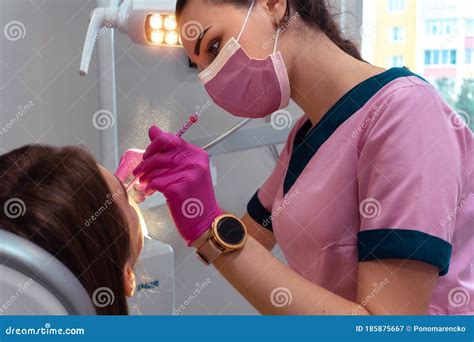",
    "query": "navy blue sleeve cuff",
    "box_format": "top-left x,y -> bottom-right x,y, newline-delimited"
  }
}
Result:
247,190 -> 273,231
357,229 -> 452,276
